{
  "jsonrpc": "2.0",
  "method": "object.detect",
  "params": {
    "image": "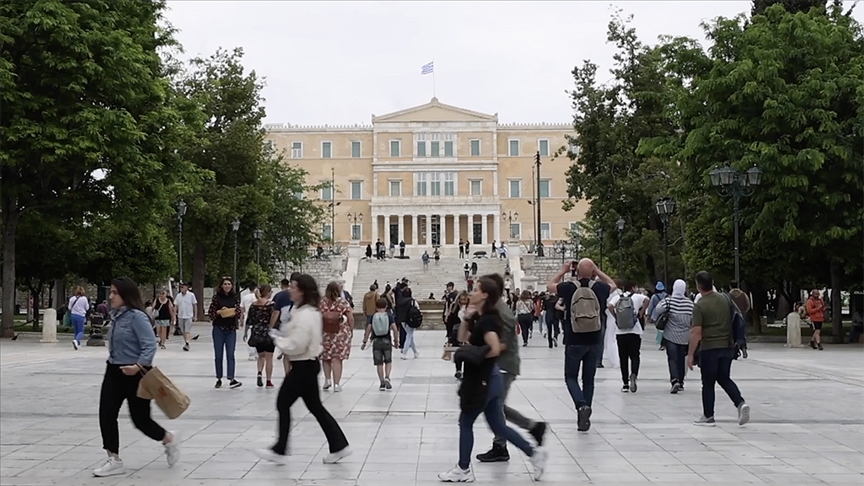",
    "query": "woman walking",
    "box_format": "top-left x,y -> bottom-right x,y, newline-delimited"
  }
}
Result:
209,277 -> 242,389
248,284 -> 276,388
650,279 -> 694,393
153,290 -> 175,349
515,291 -> 533,347
93,277 -> 180,477
320,281 -> 353,392
439,276 -> 547,482
255,274 -> 351,464
68,286 -> 90,350
452,291 -> 470,380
